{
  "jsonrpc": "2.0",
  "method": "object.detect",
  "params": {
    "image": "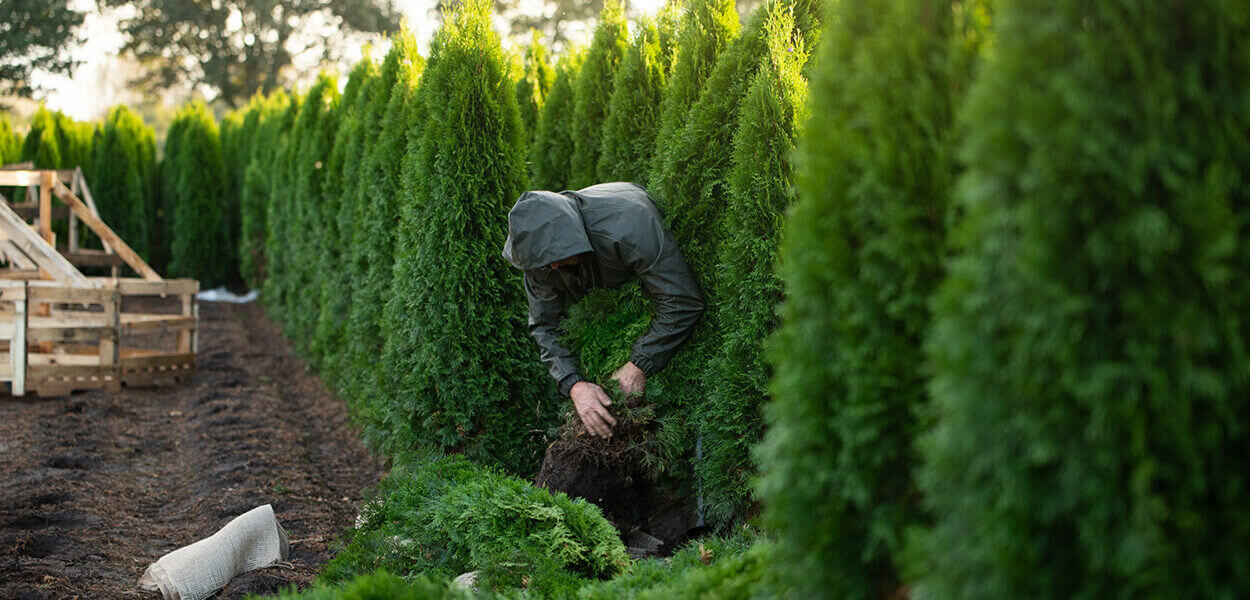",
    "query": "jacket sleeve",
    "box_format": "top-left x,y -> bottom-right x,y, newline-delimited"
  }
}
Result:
524,271 -> 582,395
626,232 -> 705,377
